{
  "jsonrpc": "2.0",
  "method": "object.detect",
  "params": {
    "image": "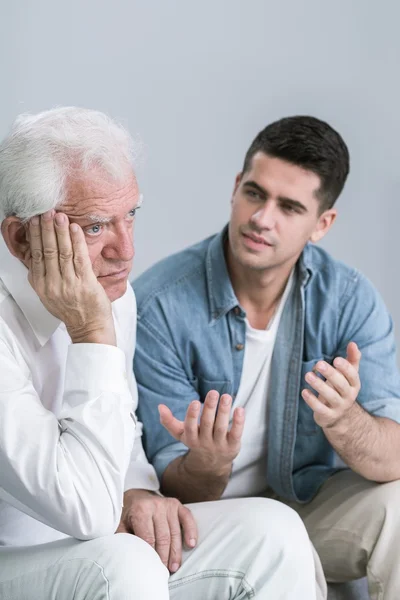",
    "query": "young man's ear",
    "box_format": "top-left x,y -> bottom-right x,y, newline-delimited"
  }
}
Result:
231,173 -> 242,204
1,217 -> 31,265
310,209 -> 337,243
